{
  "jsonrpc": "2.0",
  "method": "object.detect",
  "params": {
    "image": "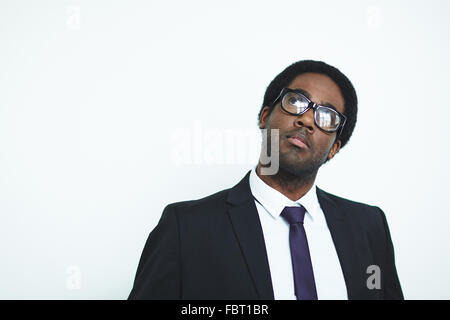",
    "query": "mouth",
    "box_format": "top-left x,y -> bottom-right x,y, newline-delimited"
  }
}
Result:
286,134 -> 309,149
